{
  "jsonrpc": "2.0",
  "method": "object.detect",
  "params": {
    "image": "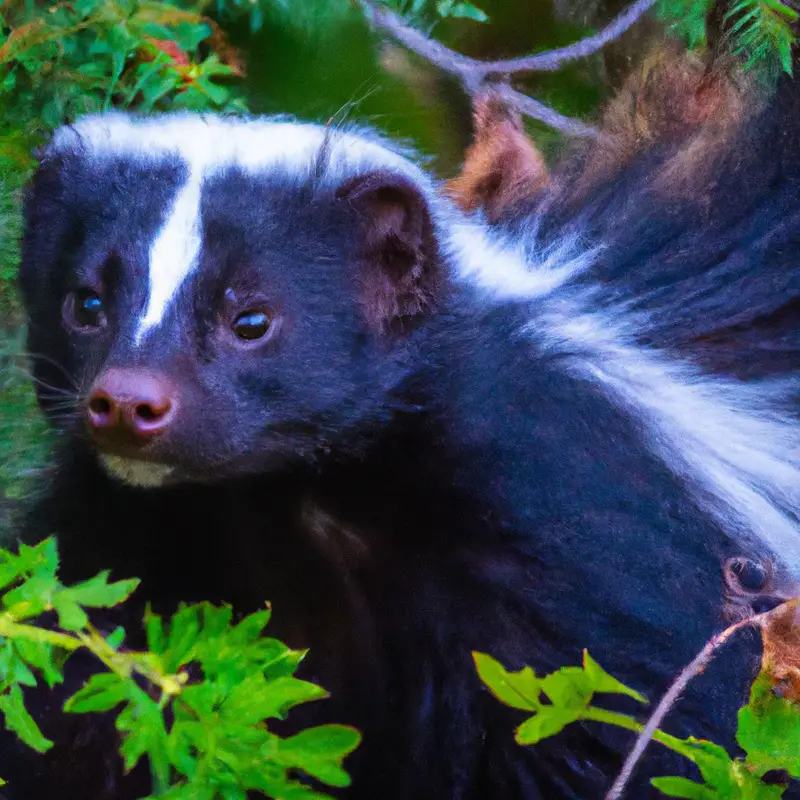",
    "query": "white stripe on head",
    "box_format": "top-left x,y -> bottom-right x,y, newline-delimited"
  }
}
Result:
137,168 -> 203,340
48,113 -> 436,341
